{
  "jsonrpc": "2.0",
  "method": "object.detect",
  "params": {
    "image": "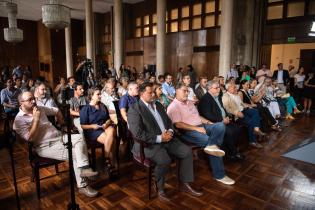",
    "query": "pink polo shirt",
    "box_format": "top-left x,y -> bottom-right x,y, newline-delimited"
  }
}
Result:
167,98 -> 202,126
